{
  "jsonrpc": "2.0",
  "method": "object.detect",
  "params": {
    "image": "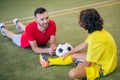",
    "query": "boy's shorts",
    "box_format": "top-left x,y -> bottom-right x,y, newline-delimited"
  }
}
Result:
12,34 -> 22,47
85,63 -> 104,80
